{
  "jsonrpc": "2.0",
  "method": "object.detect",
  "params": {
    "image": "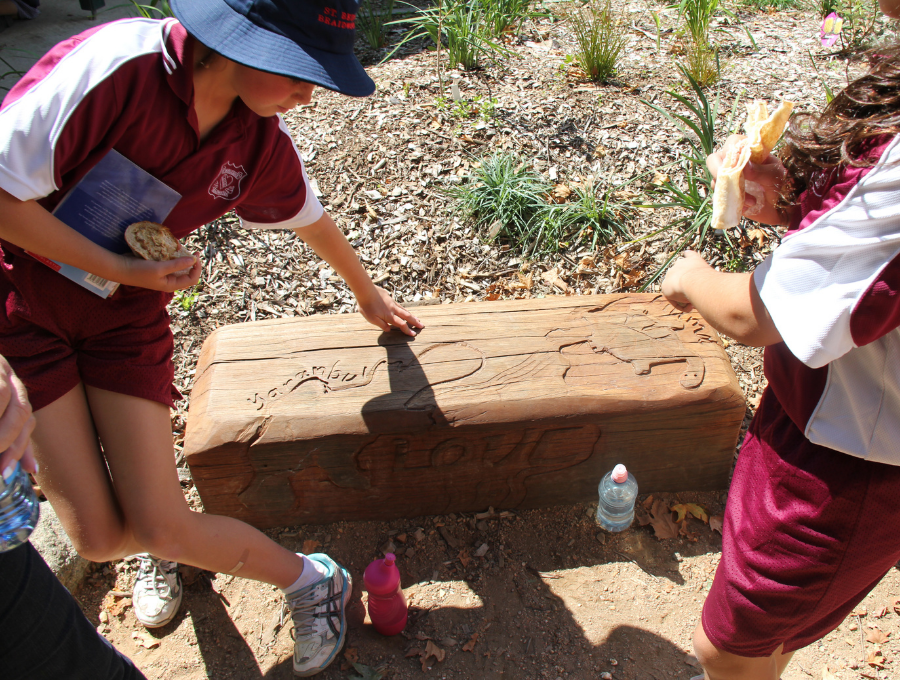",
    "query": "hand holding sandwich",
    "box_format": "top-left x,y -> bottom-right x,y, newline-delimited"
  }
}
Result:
708,135 -> 792,227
